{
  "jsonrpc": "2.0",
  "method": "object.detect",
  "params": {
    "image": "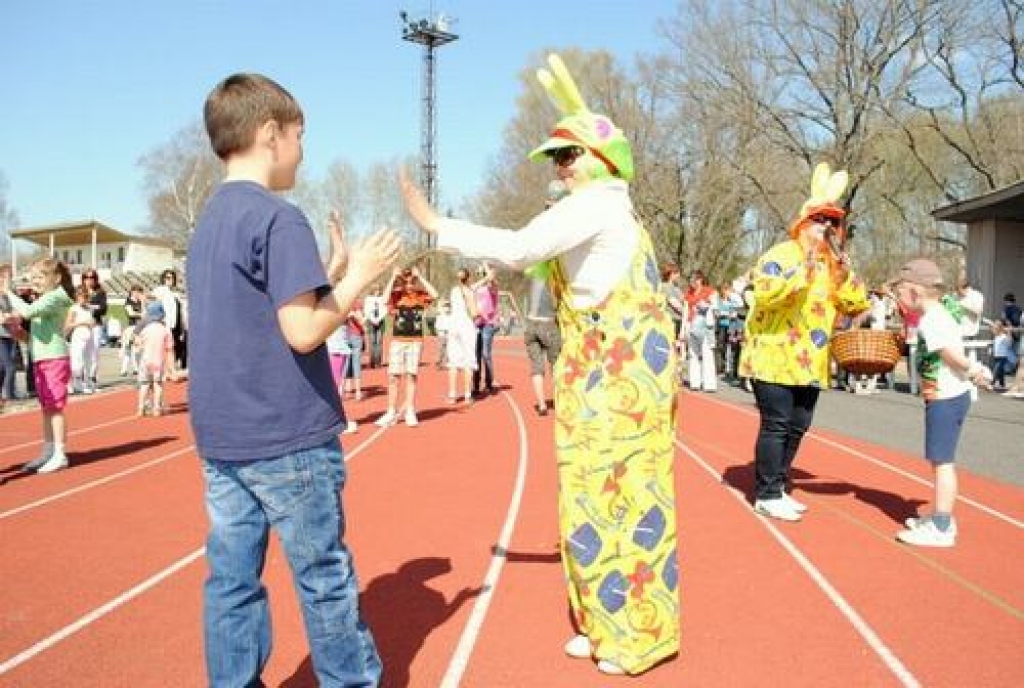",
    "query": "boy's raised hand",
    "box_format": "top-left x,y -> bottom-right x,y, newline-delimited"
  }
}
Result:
347,228 -> 402,292
325,209 -> 348,284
